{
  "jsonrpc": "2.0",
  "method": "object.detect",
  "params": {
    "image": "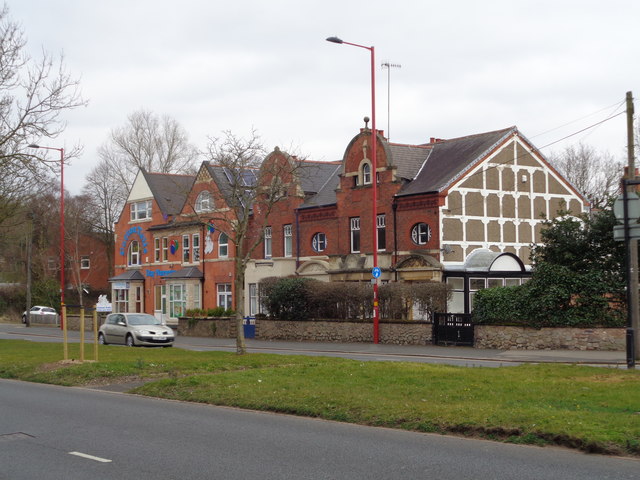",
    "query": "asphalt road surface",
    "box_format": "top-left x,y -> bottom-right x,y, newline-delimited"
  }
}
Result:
1,379 -> 638,480
0,323 -> 626,367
